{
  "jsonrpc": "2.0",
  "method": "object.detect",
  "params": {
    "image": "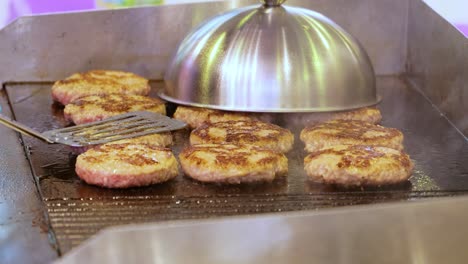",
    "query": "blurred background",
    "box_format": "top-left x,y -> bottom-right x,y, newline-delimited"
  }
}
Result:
0,0 -> 212,28
0,0 -> 467,36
